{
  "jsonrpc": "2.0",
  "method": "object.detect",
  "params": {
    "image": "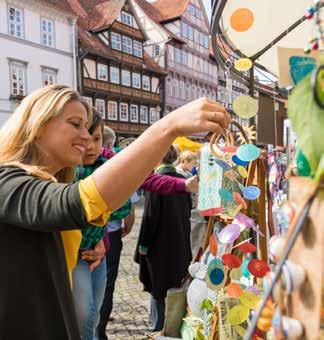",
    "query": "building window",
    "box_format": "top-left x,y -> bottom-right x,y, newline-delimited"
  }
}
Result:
122,36 -> 133,54
82,96 -> 93,107
180,51 -> 187,65
121,70 -> 131,86
111,32 -> 121,50
192,85 -> 196,99
166,78 -> 172,96
140,105 -> 148,123
197,87 -> 201,98
120,103 -> 129,122
132,73 -> 141,89
110,66 -> 120,84
42,68 -> 57,86
121,11 -> 133,27
142,75 -> 150,91
8,7 -> 23,38
195,7 -> 202,18
133,40 -> 143,58
181,22 -> 188,39
186,83 -> 191,100
188,4 -> 195,16
188,26 -> 194,41
41,18 -> 54,47
153,44 -> 160,57
199,33 -> 209,48
108,101 -> 118,121
95,99 -> 106,118
97,63 -> 108,81
150,107 -> 159,124
172,78 -> 179,98
179,81 -> 185,99
174,48 -> 181,64
10,61 -> 26,96
130,104 -> 139,122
